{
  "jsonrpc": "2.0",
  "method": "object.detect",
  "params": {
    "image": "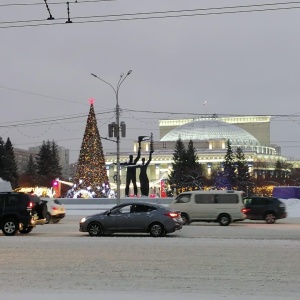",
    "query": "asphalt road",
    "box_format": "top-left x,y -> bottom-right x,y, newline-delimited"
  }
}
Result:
10,215 -> 300,240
